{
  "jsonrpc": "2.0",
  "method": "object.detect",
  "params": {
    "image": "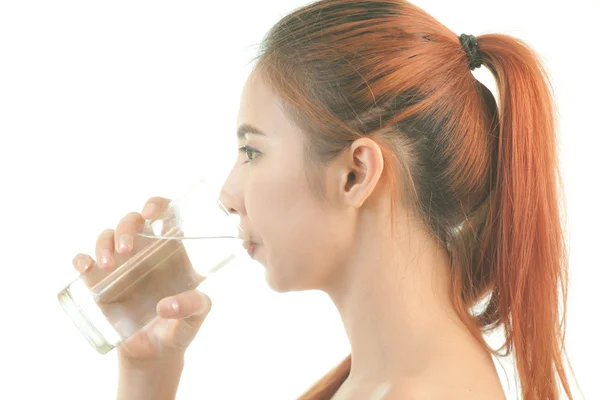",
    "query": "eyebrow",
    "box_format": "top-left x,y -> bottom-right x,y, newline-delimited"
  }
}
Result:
237,123 -> 267,139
